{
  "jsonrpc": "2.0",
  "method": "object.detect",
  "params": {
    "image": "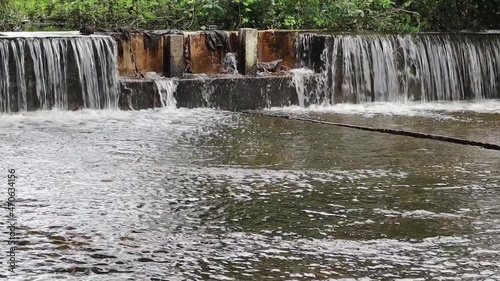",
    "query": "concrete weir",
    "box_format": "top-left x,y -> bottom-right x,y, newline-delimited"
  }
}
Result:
0,29 -> 310,112
0,32 -> 119,112
1,29 -> 499,113
114,28 -> 307,111
119,75 -> 304,111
